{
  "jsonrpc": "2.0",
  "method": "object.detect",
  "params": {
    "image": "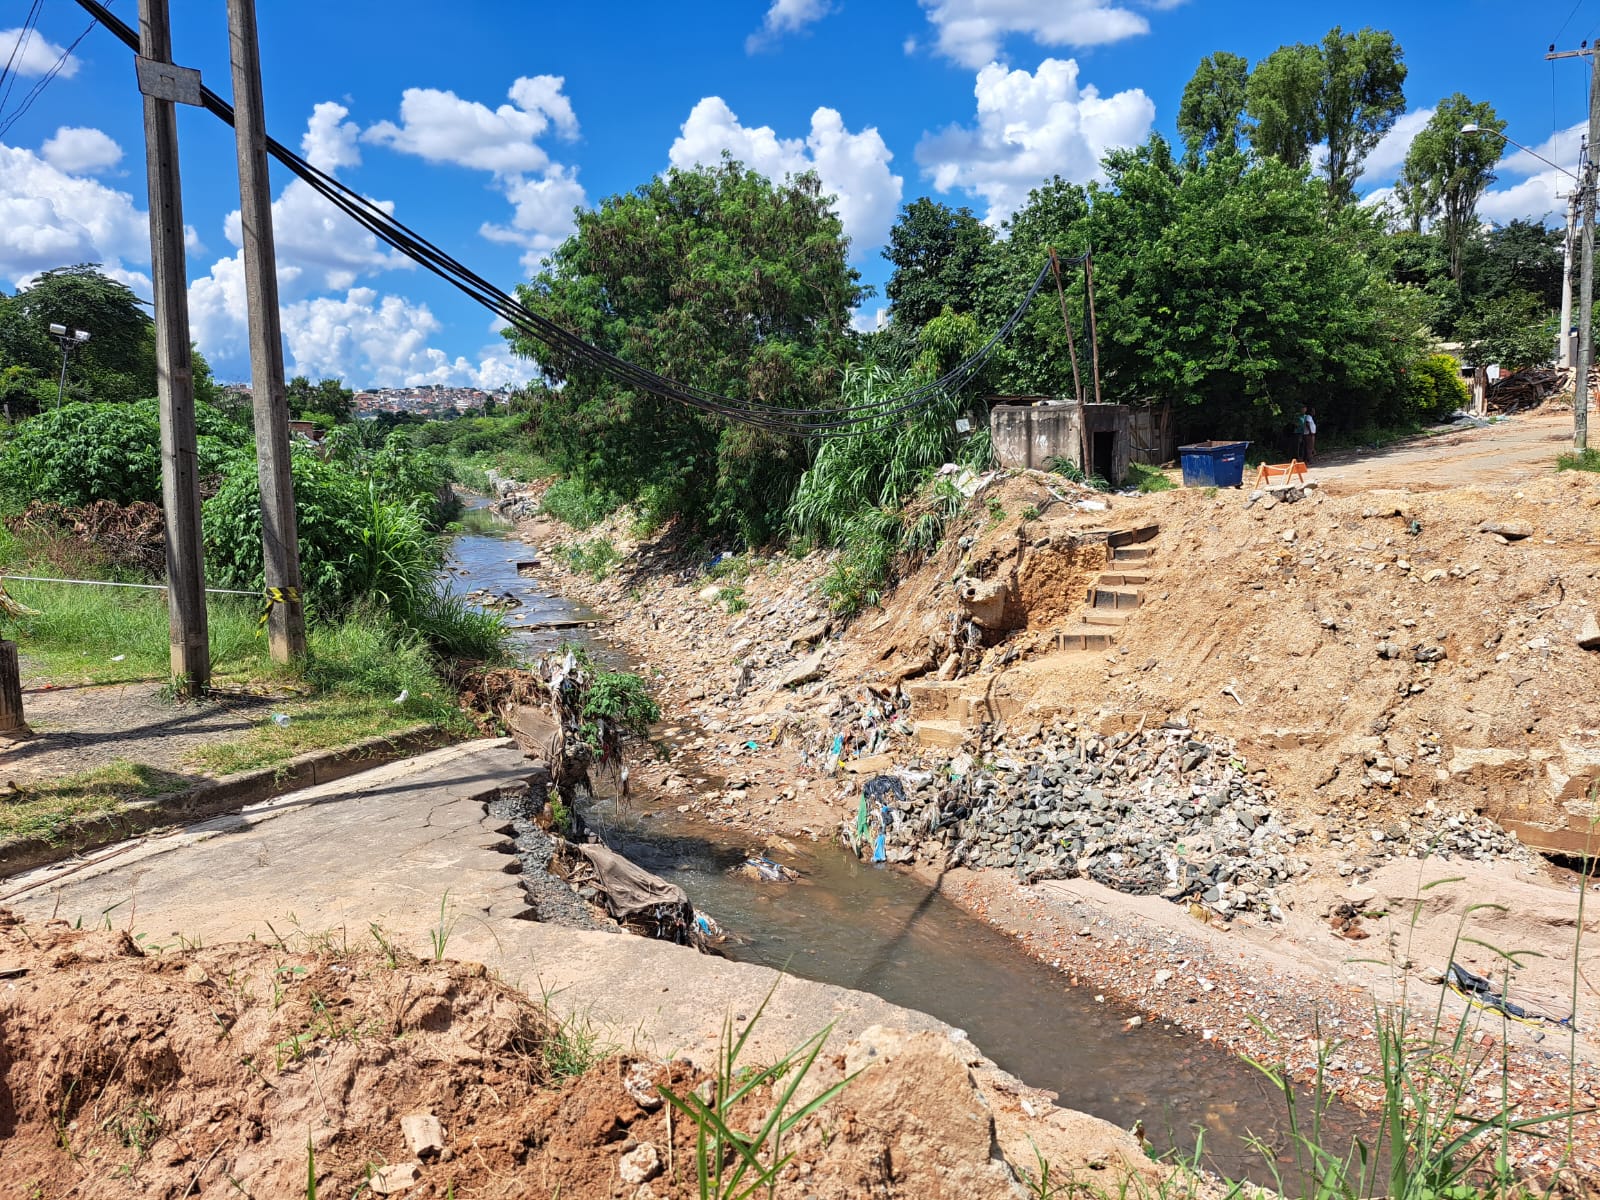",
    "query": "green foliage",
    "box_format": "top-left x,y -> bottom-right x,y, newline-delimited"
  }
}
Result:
882,198 -> 995,331
1126,461 -> 1177,493
656,983 -> 857,1200
1245,27 -> 1408,205
0,399 -> 248,507
204,449 -> 439,619
1397,95 -> 1504,280
560,537 -> 620,580
287,375 -> 353,424
581,668 -> 660,739
1457,291 -> 1554,373
1404,353 -> 1471,422
1557,448 -> 1600,472
0,265 -> 156,410
1177,51 -> 1250,164
540,477 -> 617,530
507,159 -> 865,544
